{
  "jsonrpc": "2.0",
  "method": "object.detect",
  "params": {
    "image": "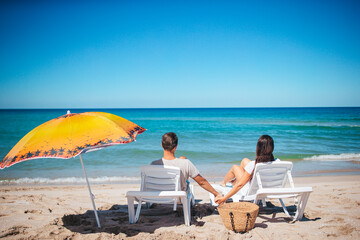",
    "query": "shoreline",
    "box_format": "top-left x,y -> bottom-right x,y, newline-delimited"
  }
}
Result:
1,167 -> 360,186
0,173 -> 358,188
1,174 -> 359,239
